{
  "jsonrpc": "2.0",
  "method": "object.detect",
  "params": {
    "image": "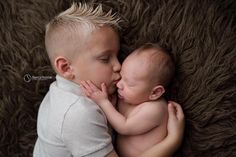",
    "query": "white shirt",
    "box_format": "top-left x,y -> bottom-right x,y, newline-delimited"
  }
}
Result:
33,75 -> 113,157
